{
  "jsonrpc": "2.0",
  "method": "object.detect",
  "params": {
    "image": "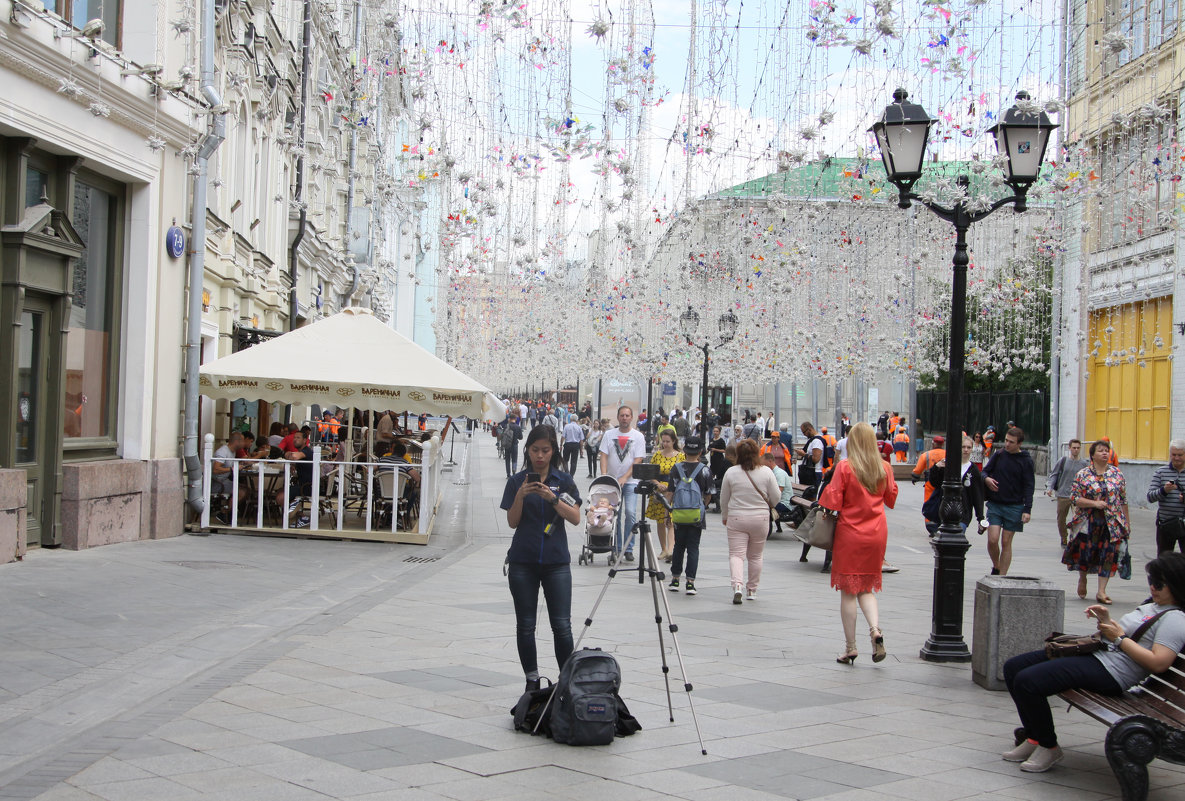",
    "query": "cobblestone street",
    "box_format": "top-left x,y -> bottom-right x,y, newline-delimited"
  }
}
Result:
1,435 -> 1181,801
